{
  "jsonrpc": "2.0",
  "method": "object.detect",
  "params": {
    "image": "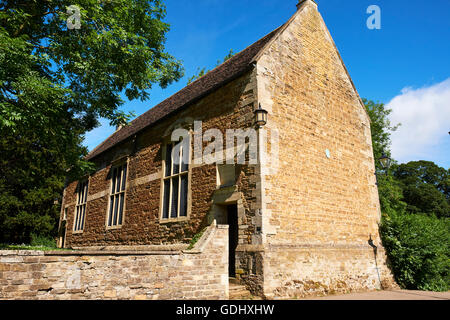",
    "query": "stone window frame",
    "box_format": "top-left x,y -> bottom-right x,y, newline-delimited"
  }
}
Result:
159,131 -> 192,224
105,157 -> 129,230
73,179 -> 89,233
